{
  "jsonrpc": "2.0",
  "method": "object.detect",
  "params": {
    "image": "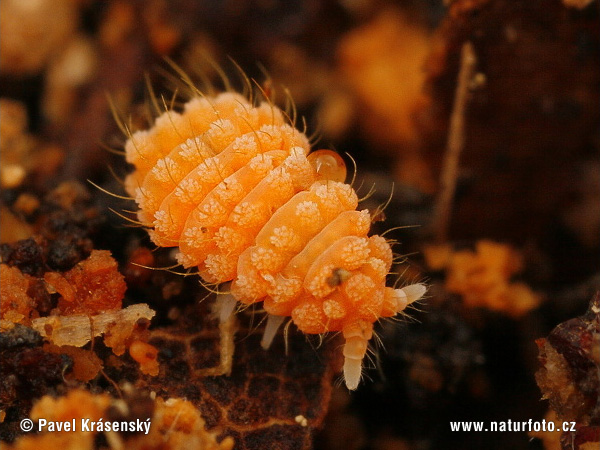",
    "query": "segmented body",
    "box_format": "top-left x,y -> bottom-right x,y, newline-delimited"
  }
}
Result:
124,91 -> 425,389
